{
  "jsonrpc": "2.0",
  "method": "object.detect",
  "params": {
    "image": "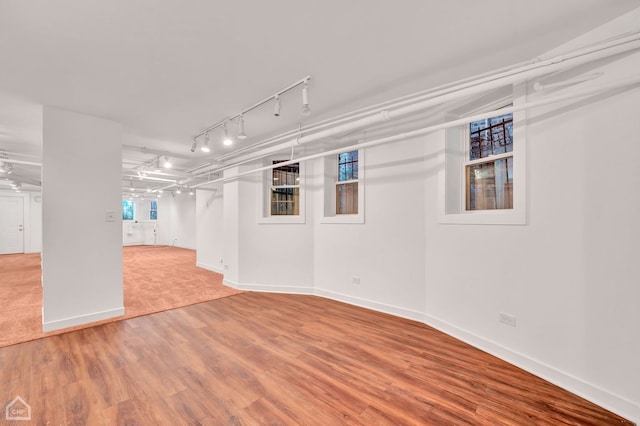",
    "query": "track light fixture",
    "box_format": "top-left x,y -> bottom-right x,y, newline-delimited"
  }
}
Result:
176,186 -> 182,194
301,79 -> 311,116
274,95 -> 281,117
201,132 -> 211,153
190,138 -> 198,153
237,115 -> 247,139
163,156 -> 172,169
191,75 -> 312,152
